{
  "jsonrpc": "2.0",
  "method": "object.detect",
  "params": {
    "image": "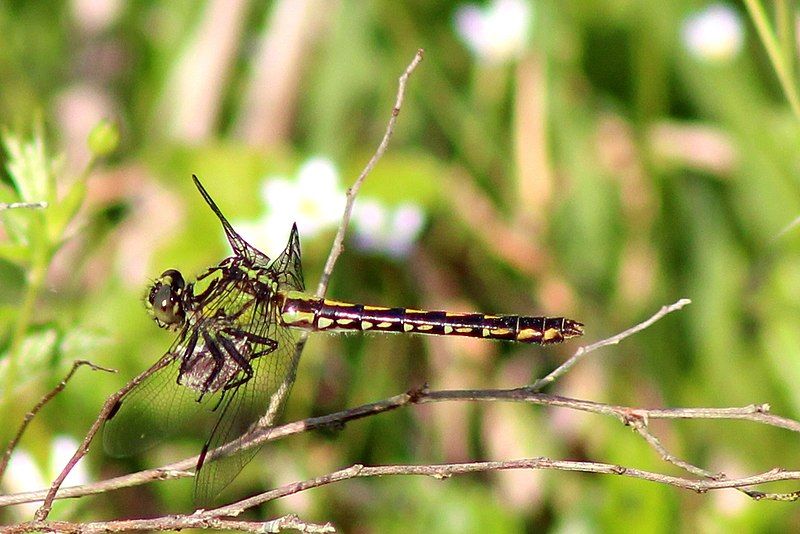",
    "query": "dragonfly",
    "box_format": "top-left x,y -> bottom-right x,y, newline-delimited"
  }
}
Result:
103,175 -> 584,504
